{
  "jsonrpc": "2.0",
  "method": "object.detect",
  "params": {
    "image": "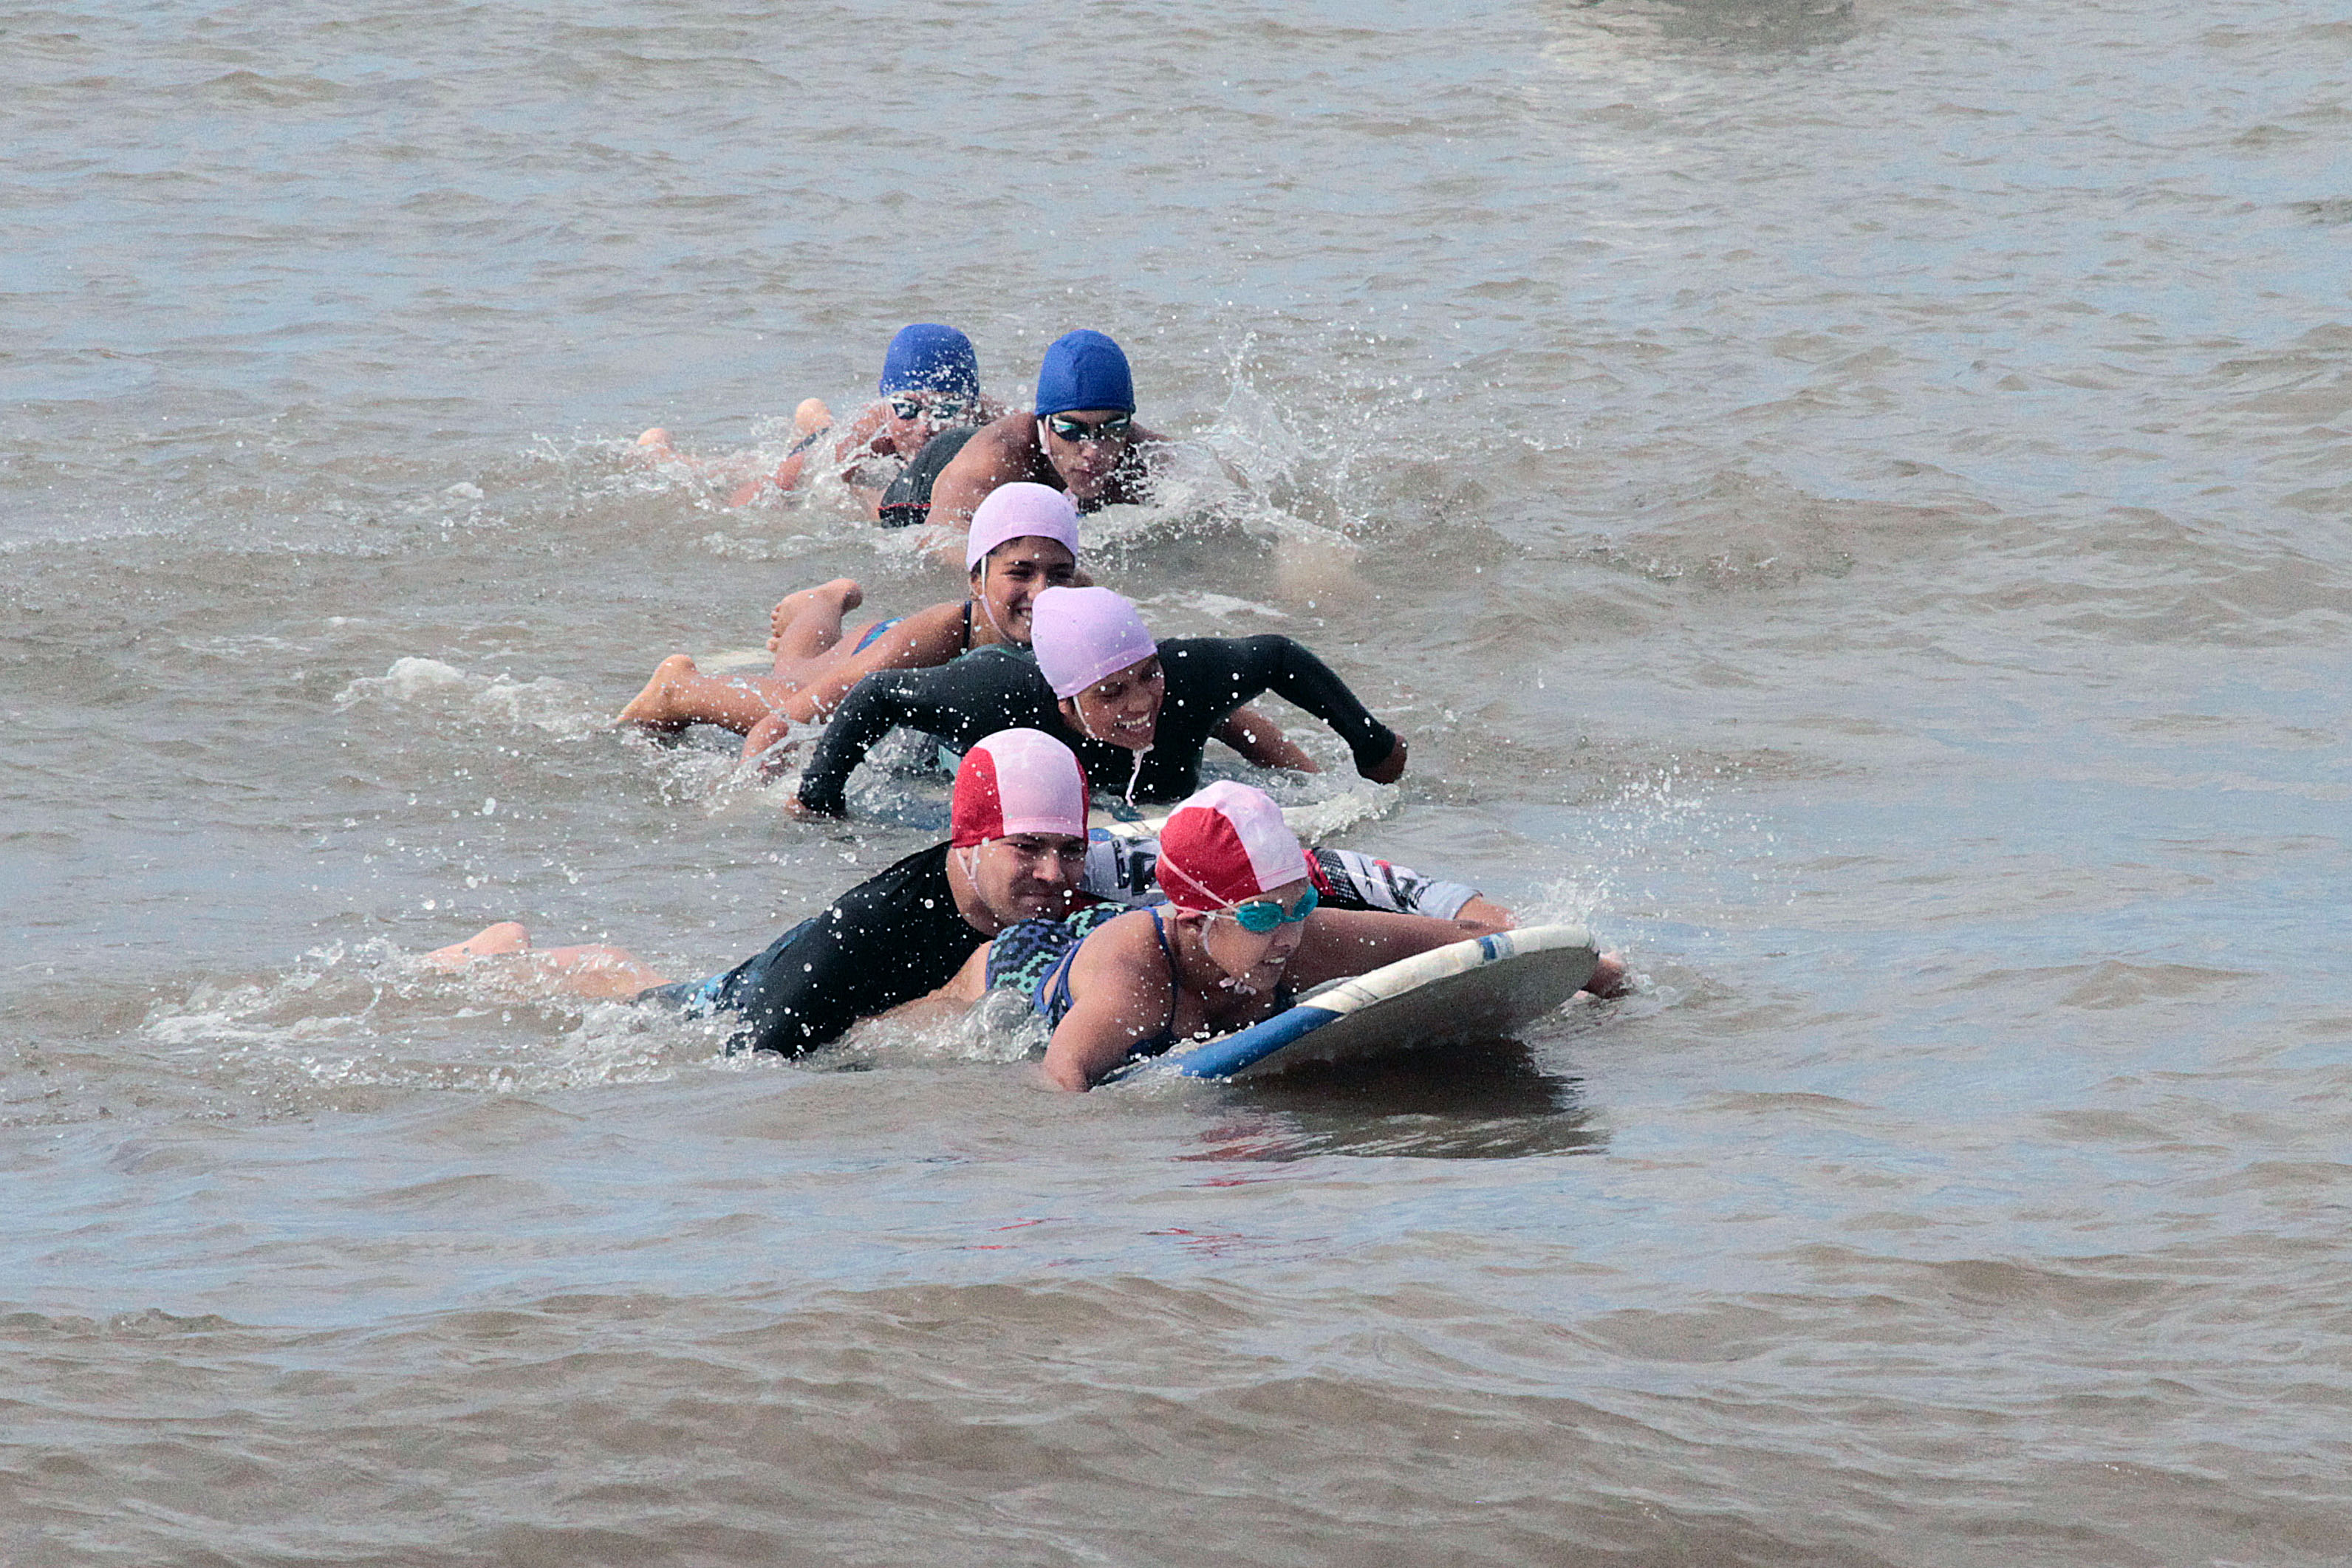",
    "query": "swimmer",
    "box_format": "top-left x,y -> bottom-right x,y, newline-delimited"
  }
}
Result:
615,483 -> 1082,741
982,781 -> 1631,1091
791,584 -> 1410,815
898,329 -> 1168,550
635,323 -> 1003,514
616,486 -> 1307,773
428,730 -> 1094,1055
426,731 -> 1504,1055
